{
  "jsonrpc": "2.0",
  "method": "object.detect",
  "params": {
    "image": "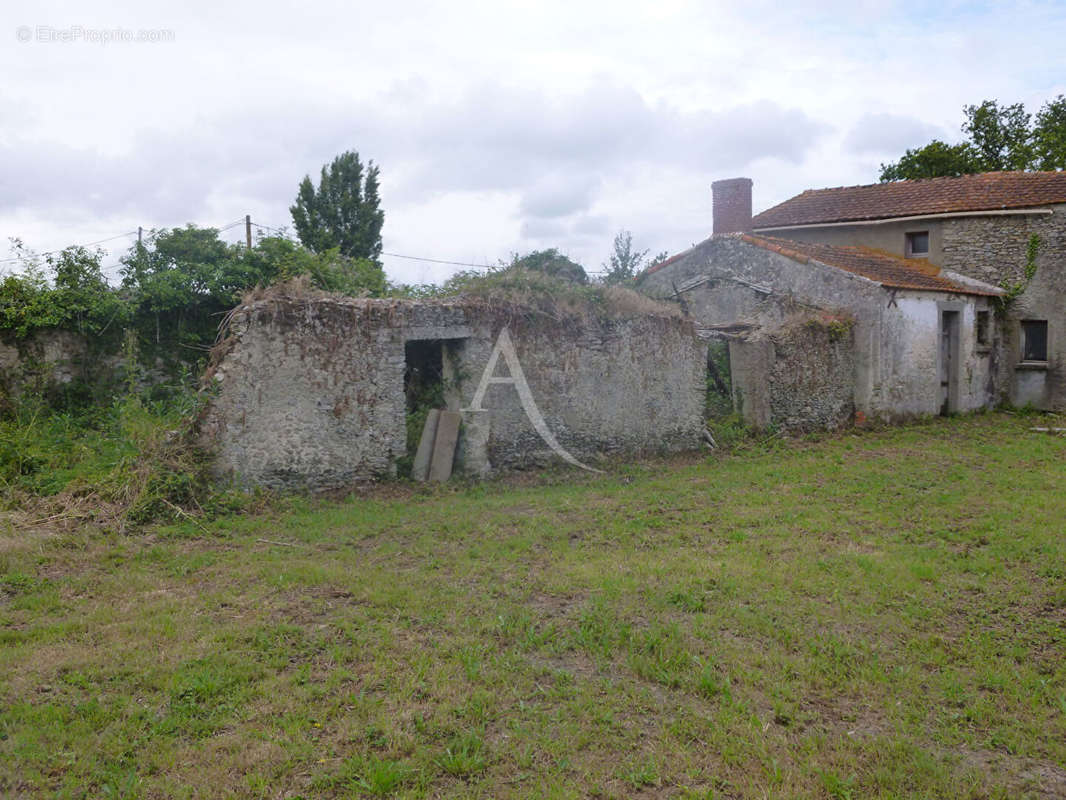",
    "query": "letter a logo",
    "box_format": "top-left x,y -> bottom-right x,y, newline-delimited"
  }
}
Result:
465,327 -> 601,472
